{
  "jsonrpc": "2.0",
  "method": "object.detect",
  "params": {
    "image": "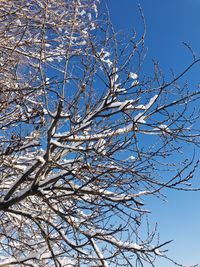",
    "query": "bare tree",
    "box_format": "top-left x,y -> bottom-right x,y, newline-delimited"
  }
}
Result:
0,1 -> 200,266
